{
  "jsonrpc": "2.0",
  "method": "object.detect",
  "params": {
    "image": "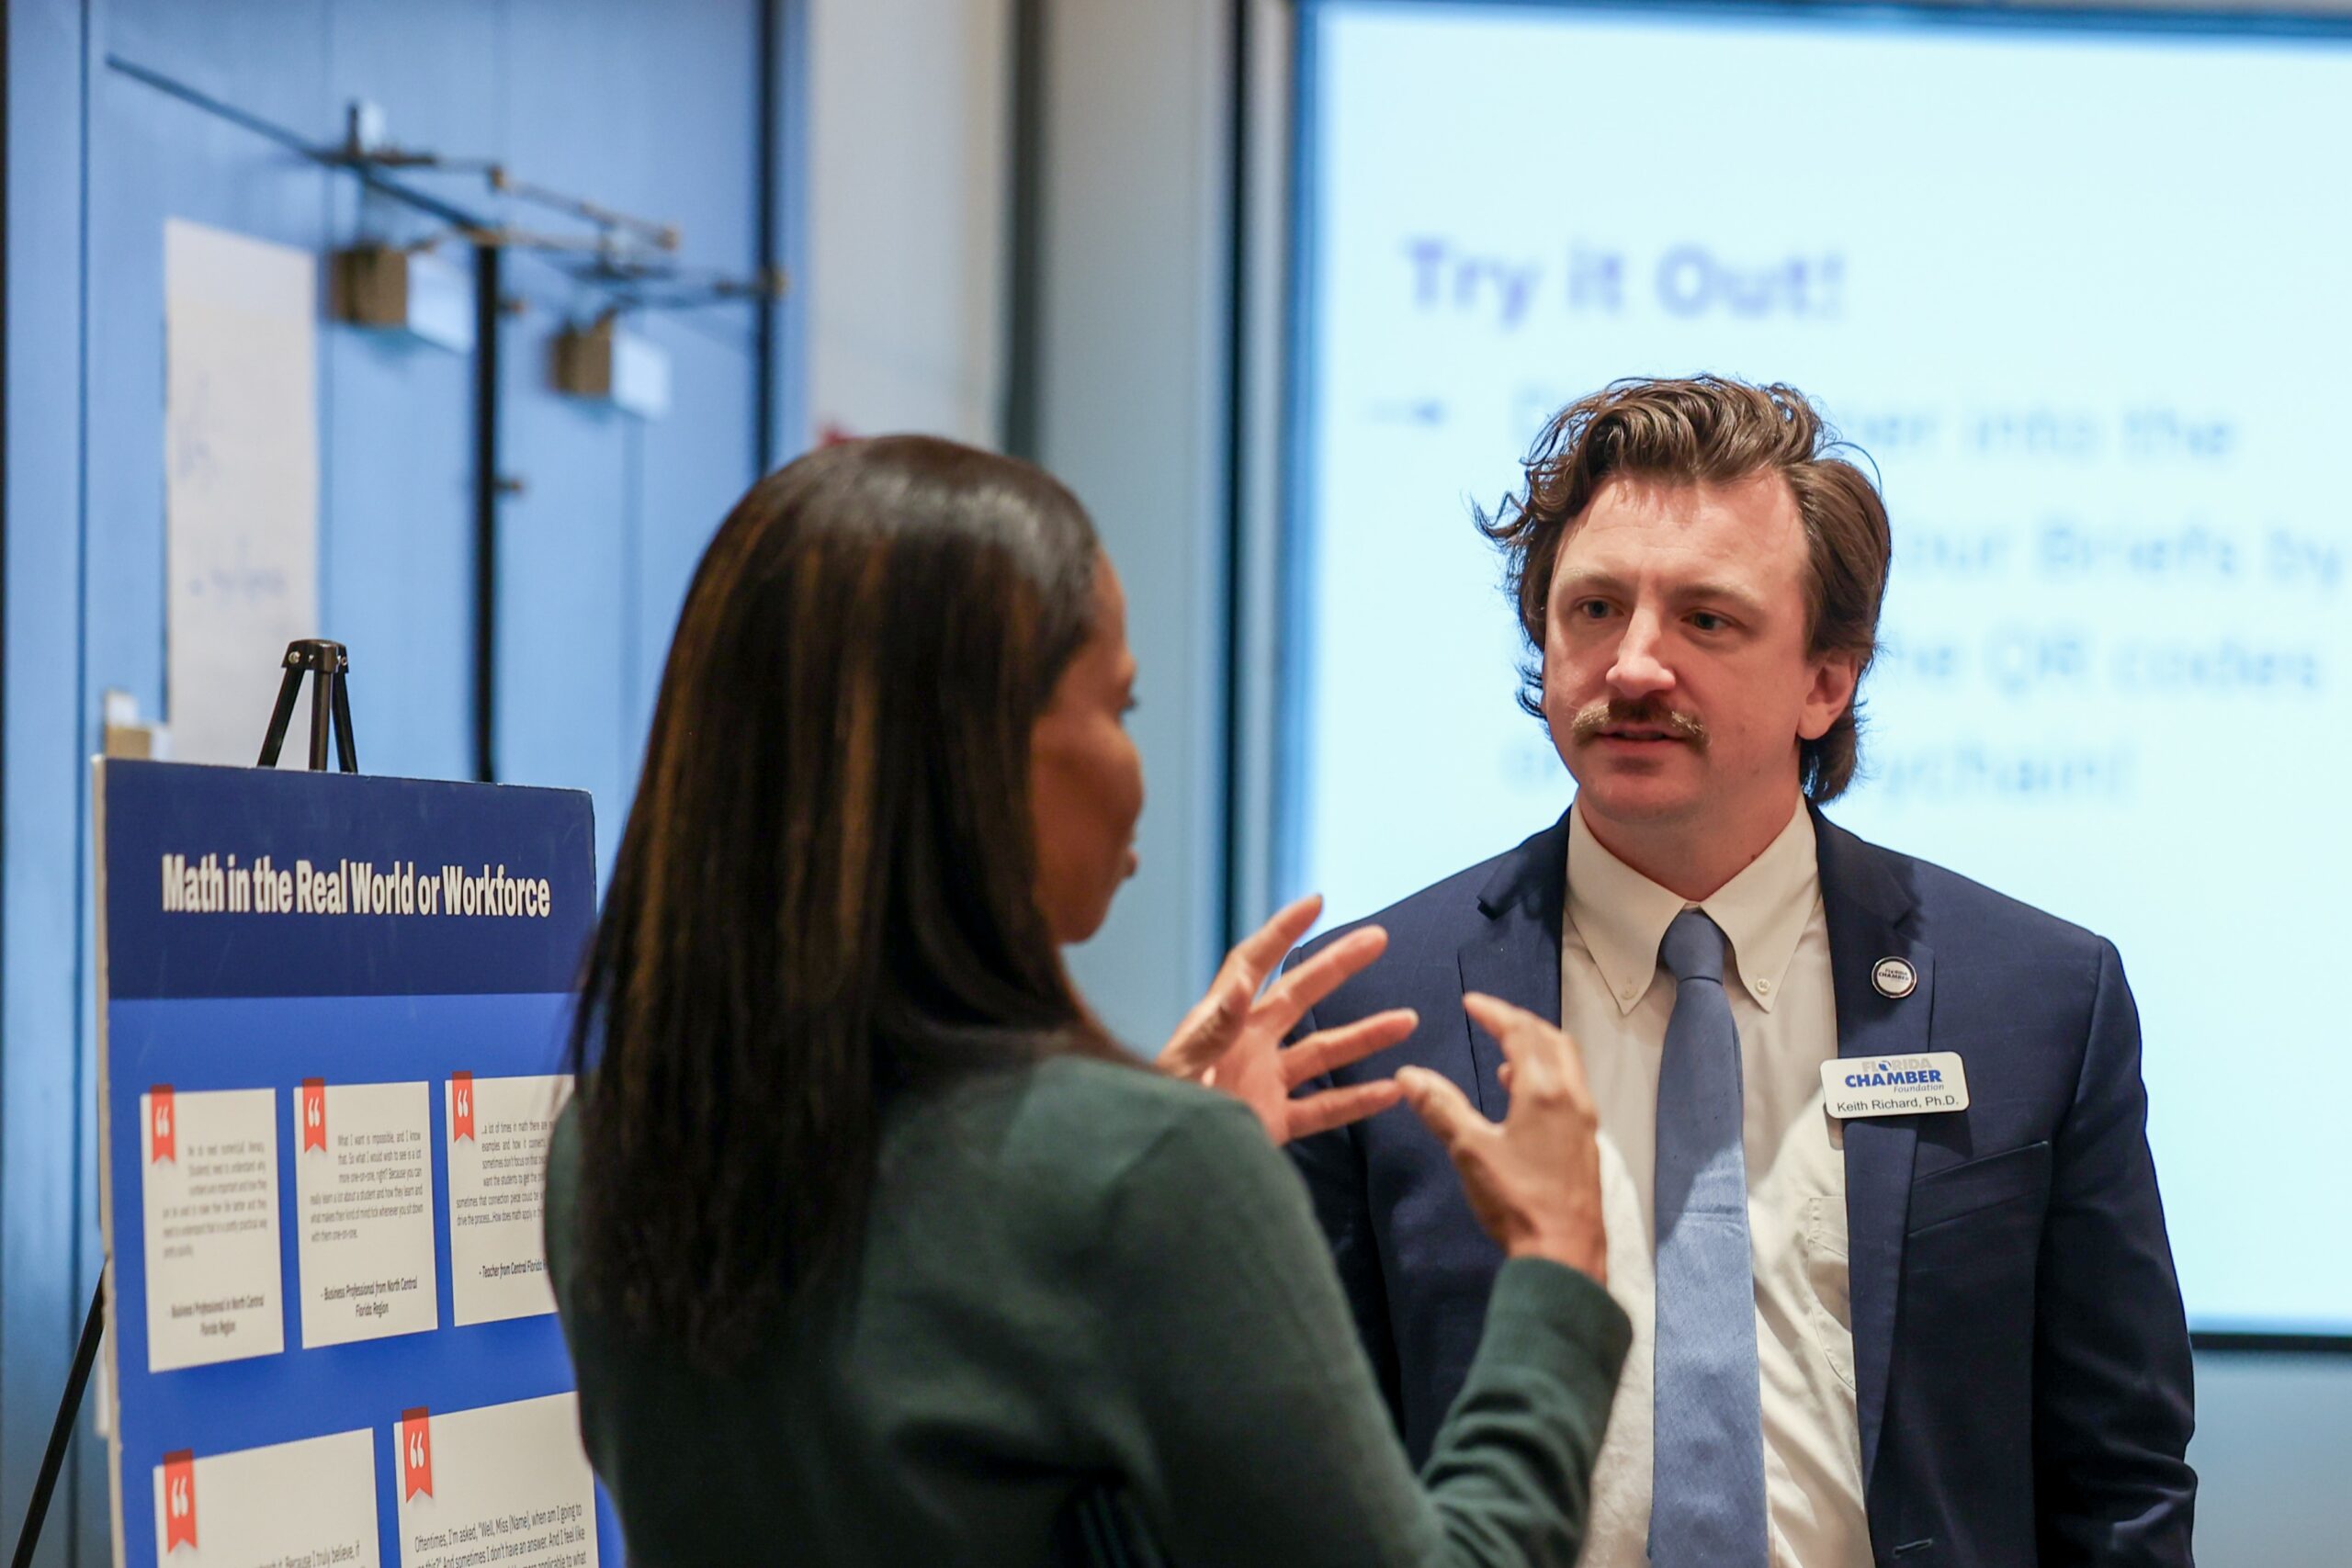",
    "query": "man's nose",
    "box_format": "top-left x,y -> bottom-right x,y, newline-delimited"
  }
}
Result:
1606,613 -> 1675,699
